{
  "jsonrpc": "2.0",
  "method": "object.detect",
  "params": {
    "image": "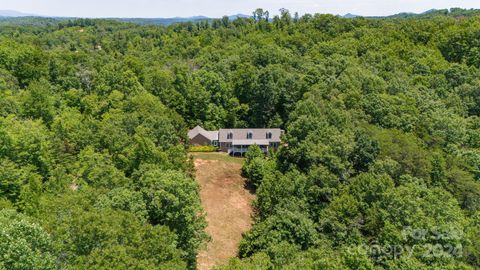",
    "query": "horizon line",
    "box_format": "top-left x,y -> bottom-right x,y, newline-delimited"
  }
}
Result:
0,7 -> 476,20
